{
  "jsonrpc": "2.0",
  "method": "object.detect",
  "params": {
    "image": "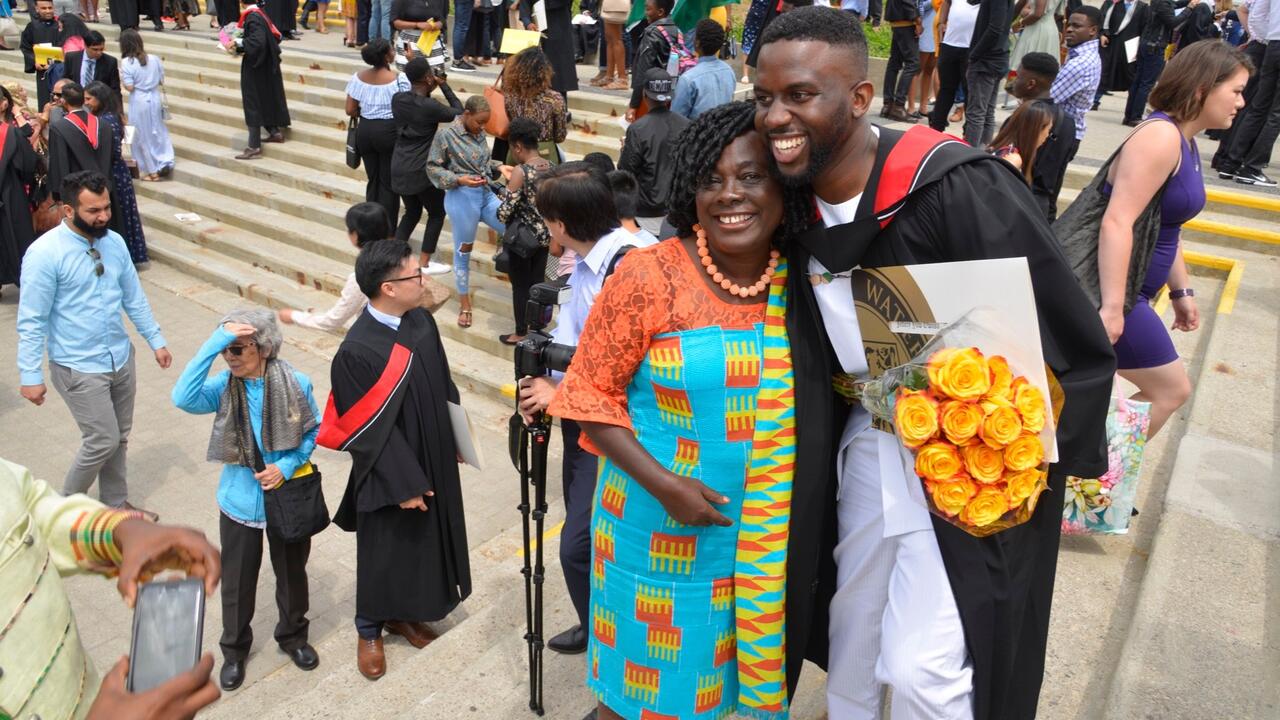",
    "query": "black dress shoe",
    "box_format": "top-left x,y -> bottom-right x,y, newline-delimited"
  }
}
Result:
219,660 -> 245,691
287,643 -> 320,670
548,624 -> 587,655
